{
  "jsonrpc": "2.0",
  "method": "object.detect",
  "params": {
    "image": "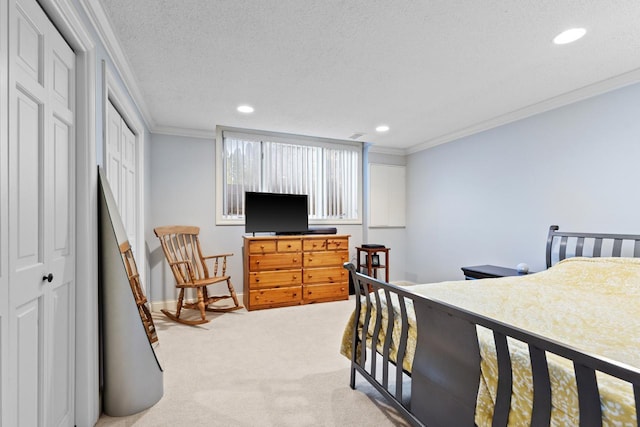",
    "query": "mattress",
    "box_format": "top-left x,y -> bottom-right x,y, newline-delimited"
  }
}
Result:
340,257 -> 640,426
